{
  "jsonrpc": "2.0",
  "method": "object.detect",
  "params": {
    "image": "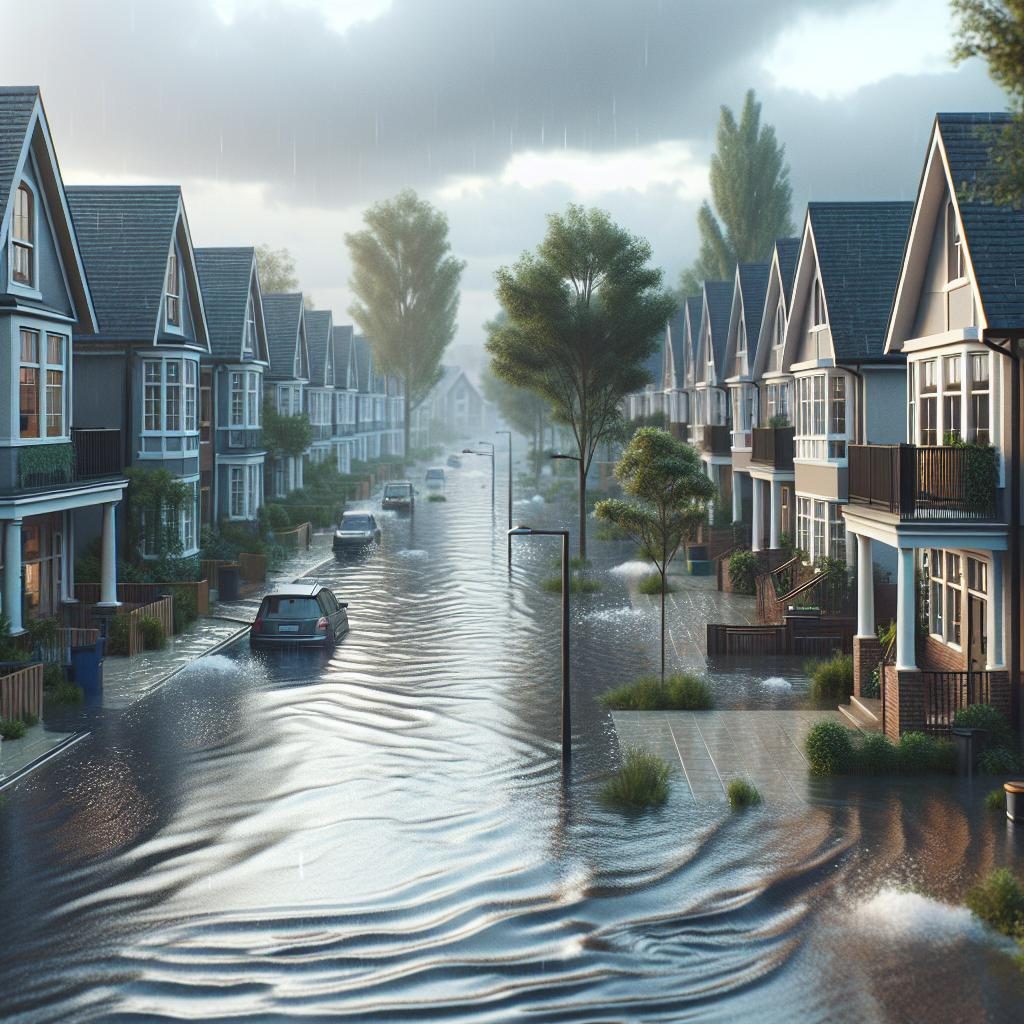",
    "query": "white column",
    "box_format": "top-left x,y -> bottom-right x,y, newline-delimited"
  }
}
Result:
856,534 -> 875,638
4,519 -> 23,634
732,472 -> 743,523
987,551 -> 1005,670
896,546 -> 917,671
751,478 -> 765,552
62,510 -> 75,602
98,502 -> 119,607
769,479 -> 782,549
